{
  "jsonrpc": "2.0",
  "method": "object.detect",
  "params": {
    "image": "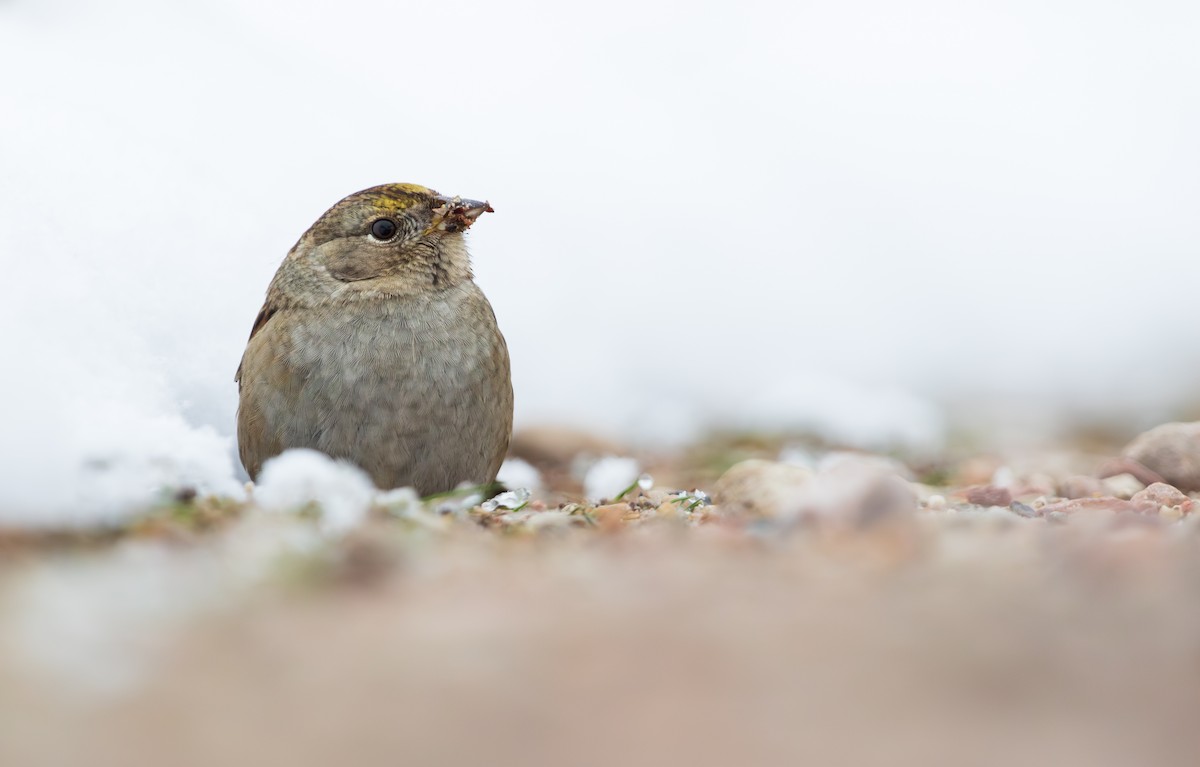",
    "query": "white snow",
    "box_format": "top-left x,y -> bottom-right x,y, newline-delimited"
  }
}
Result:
2,0 -> 1199,523
584,457 -> 642,503
497,458 -> 543,493
377,487 -> 423,515
0,266 -> 243,527
252,450 -> 376,535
